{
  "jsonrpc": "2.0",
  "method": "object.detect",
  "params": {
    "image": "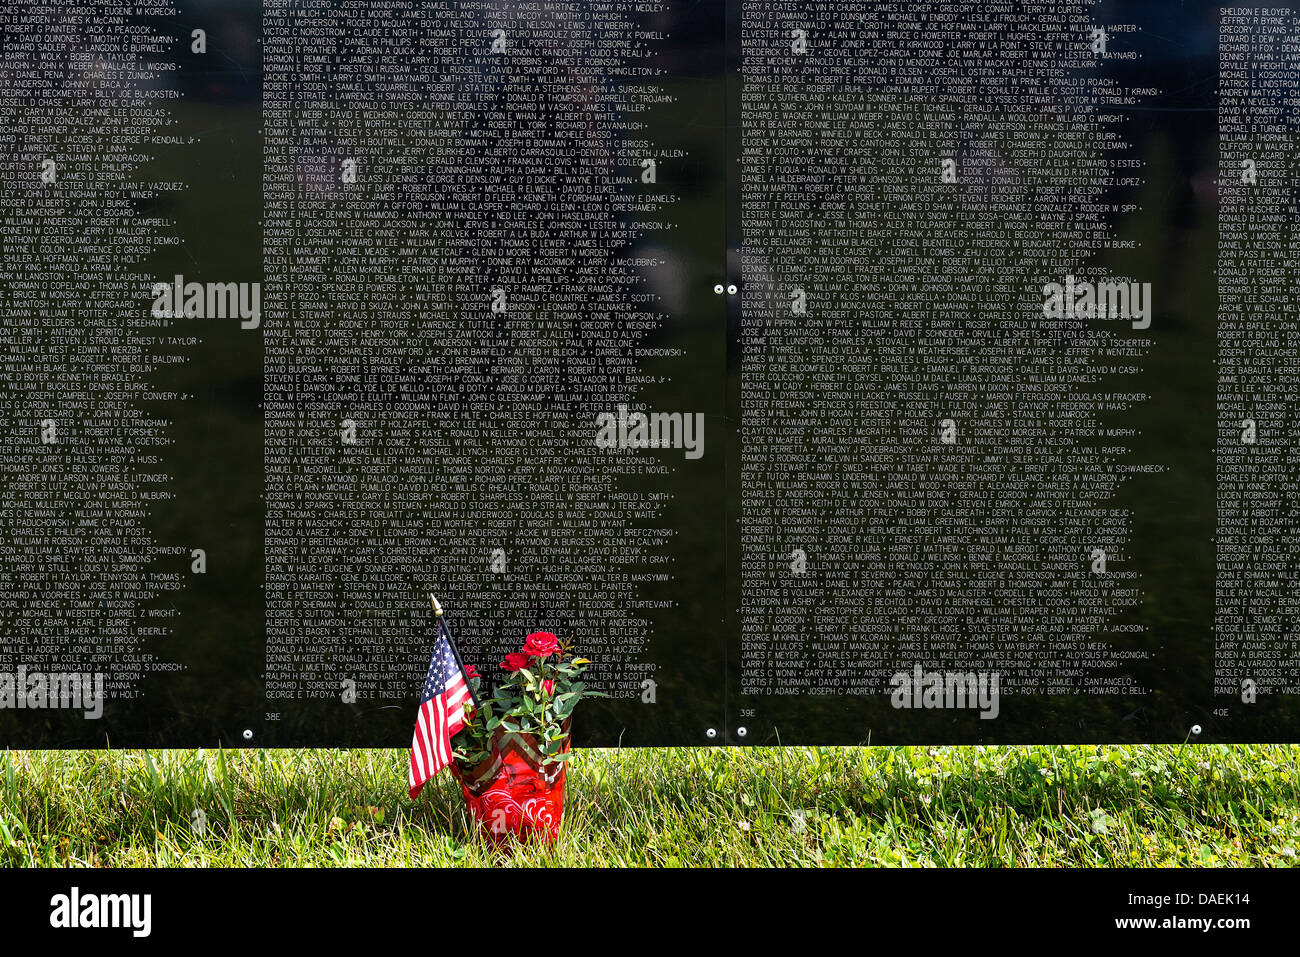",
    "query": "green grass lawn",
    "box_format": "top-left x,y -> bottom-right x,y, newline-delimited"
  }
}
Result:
2,745 -> 1298,867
